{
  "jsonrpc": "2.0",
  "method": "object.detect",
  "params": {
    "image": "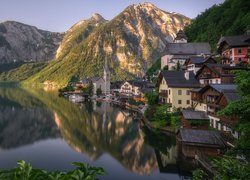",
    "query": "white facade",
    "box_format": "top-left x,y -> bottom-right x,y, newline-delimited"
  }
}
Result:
199,78 -> 221,85
120,82 -> 133,96
161,55 -> 186,70
120,81 -> 141,96
187,64 -> 201,74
